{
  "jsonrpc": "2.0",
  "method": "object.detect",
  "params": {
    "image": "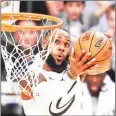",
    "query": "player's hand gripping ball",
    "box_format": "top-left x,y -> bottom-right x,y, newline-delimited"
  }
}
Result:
74,31 -> 113,75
